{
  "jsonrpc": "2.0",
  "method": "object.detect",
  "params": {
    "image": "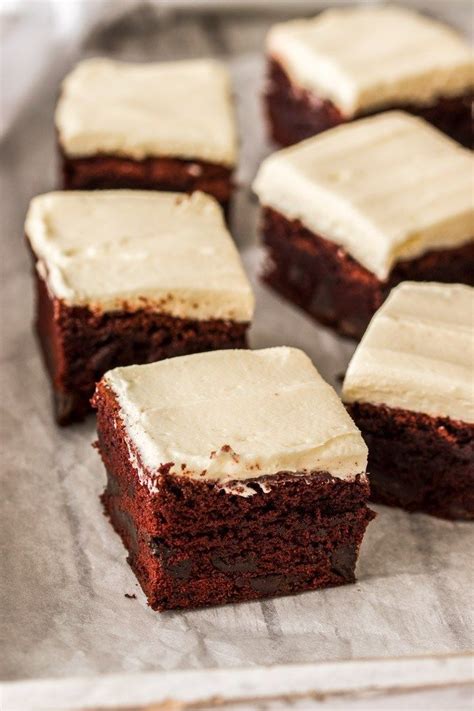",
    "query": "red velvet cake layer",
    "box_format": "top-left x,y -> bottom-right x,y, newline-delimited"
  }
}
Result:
265,59 -> 473,148
347,402 -> 474,521
93,382 -> 375,611
261,207 -> 474,340
35,274 -> 249,425
60,150 -> 233,211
